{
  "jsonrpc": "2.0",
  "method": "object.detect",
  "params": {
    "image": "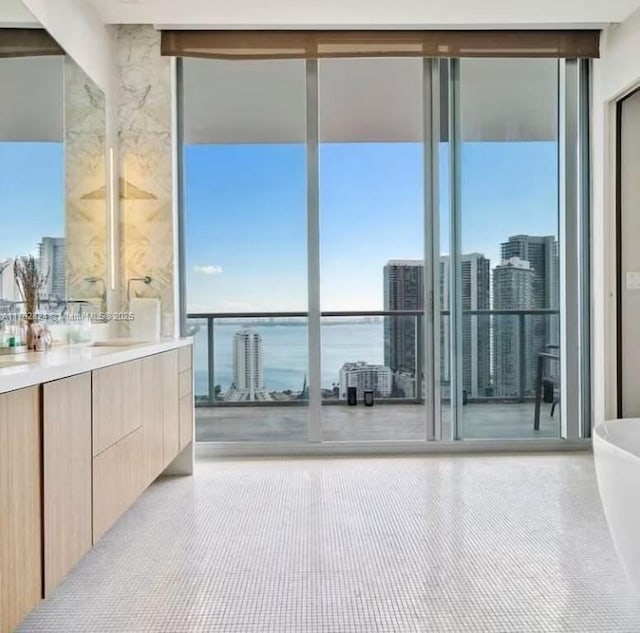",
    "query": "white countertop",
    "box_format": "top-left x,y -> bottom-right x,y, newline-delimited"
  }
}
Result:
0,338 -> 192,395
